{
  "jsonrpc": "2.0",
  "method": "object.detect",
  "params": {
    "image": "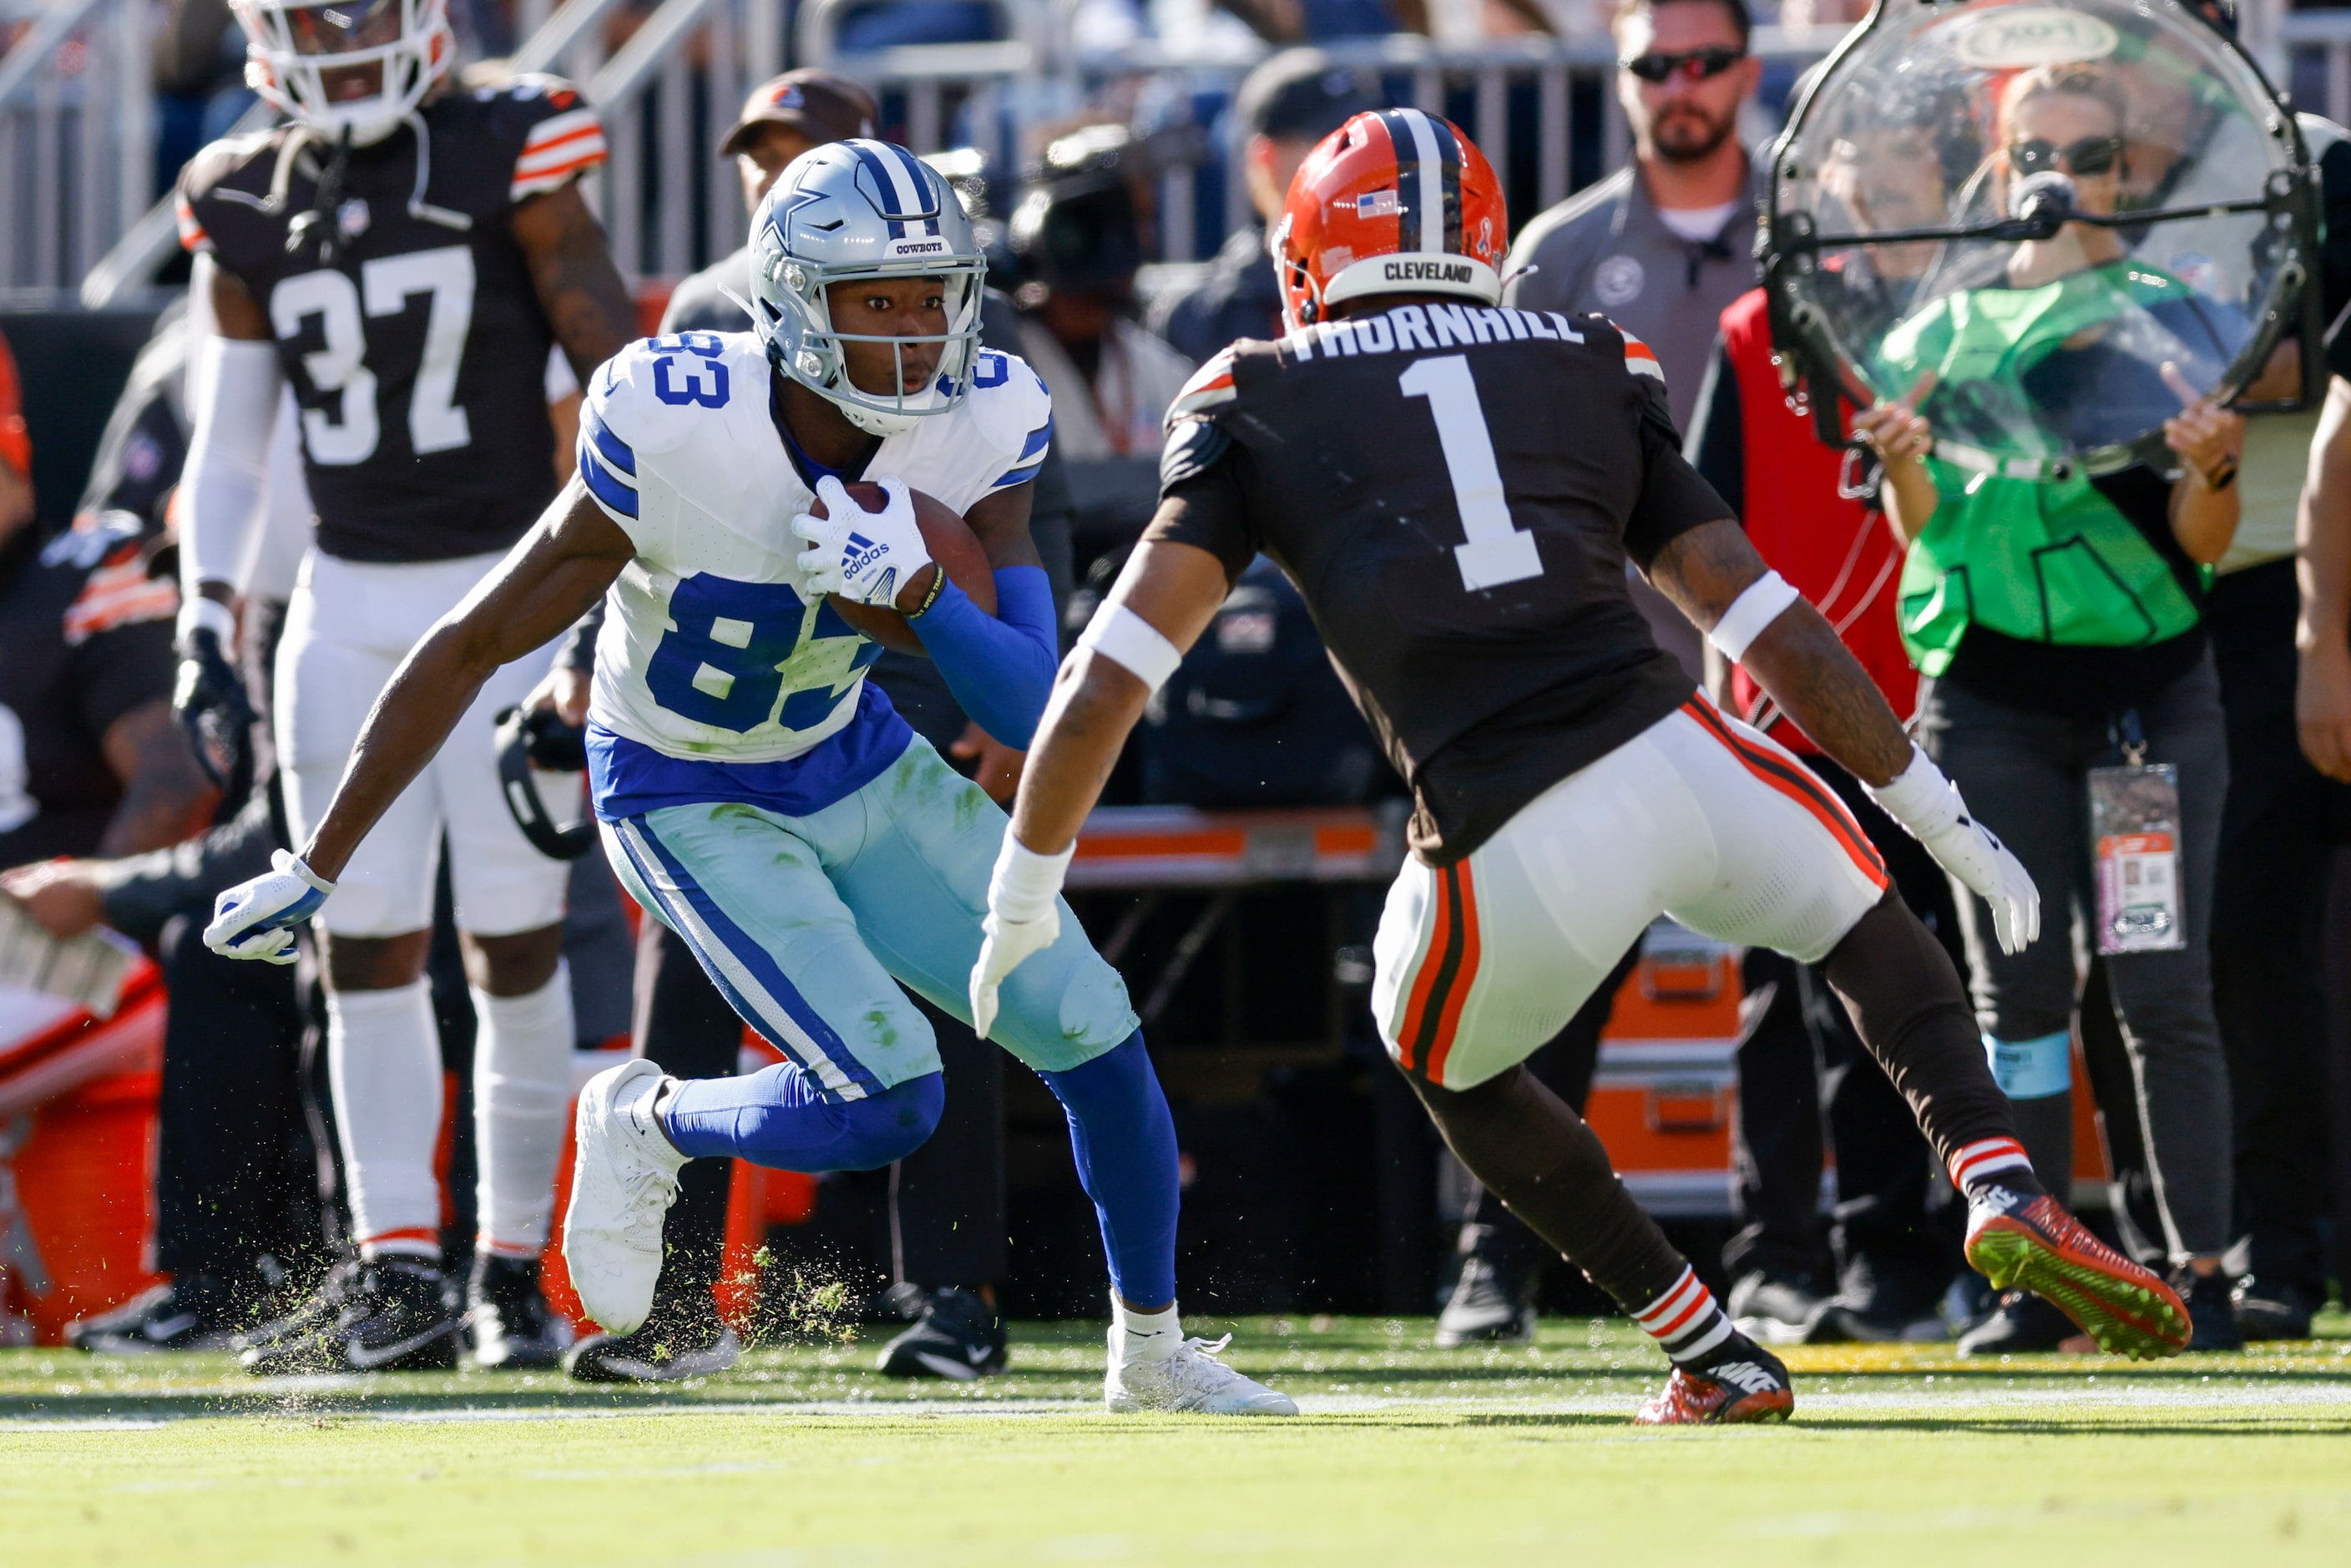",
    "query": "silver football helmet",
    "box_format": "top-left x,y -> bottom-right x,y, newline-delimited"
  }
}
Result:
231,0 -> 453,147
748,139 -> 988,438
